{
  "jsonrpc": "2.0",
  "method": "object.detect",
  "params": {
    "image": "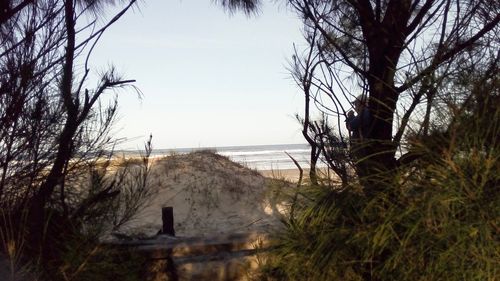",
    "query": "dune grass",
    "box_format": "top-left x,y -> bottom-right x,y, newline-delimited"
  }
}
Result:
255,101 -> 499,280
